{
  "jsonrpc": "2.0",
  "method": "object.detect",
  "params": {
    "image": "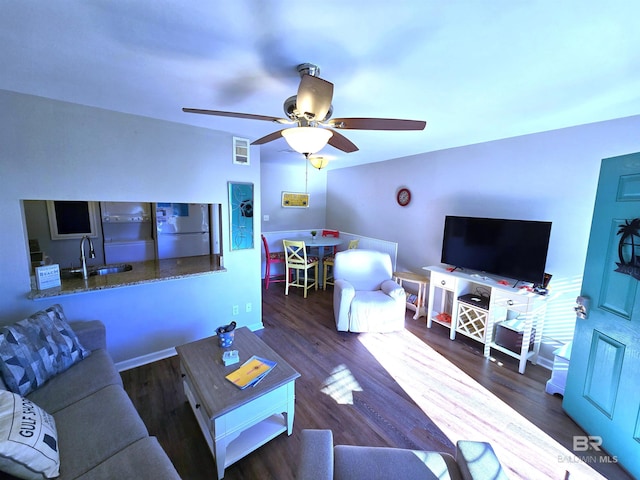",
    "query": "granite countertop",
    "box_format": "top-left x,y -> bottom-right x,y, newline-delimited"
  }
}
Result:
29,255 -> 225,299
